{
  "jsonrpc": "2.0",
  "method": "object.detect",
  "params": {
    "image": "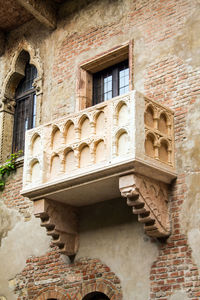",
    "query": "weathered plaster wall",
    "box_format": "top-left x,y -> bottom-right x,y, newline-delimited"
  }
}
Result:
0,201 -> 20,245
169,292 -> 188,300
77,198 -> 158,300
0,168 -> 51,299
0,211 -> 51,299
